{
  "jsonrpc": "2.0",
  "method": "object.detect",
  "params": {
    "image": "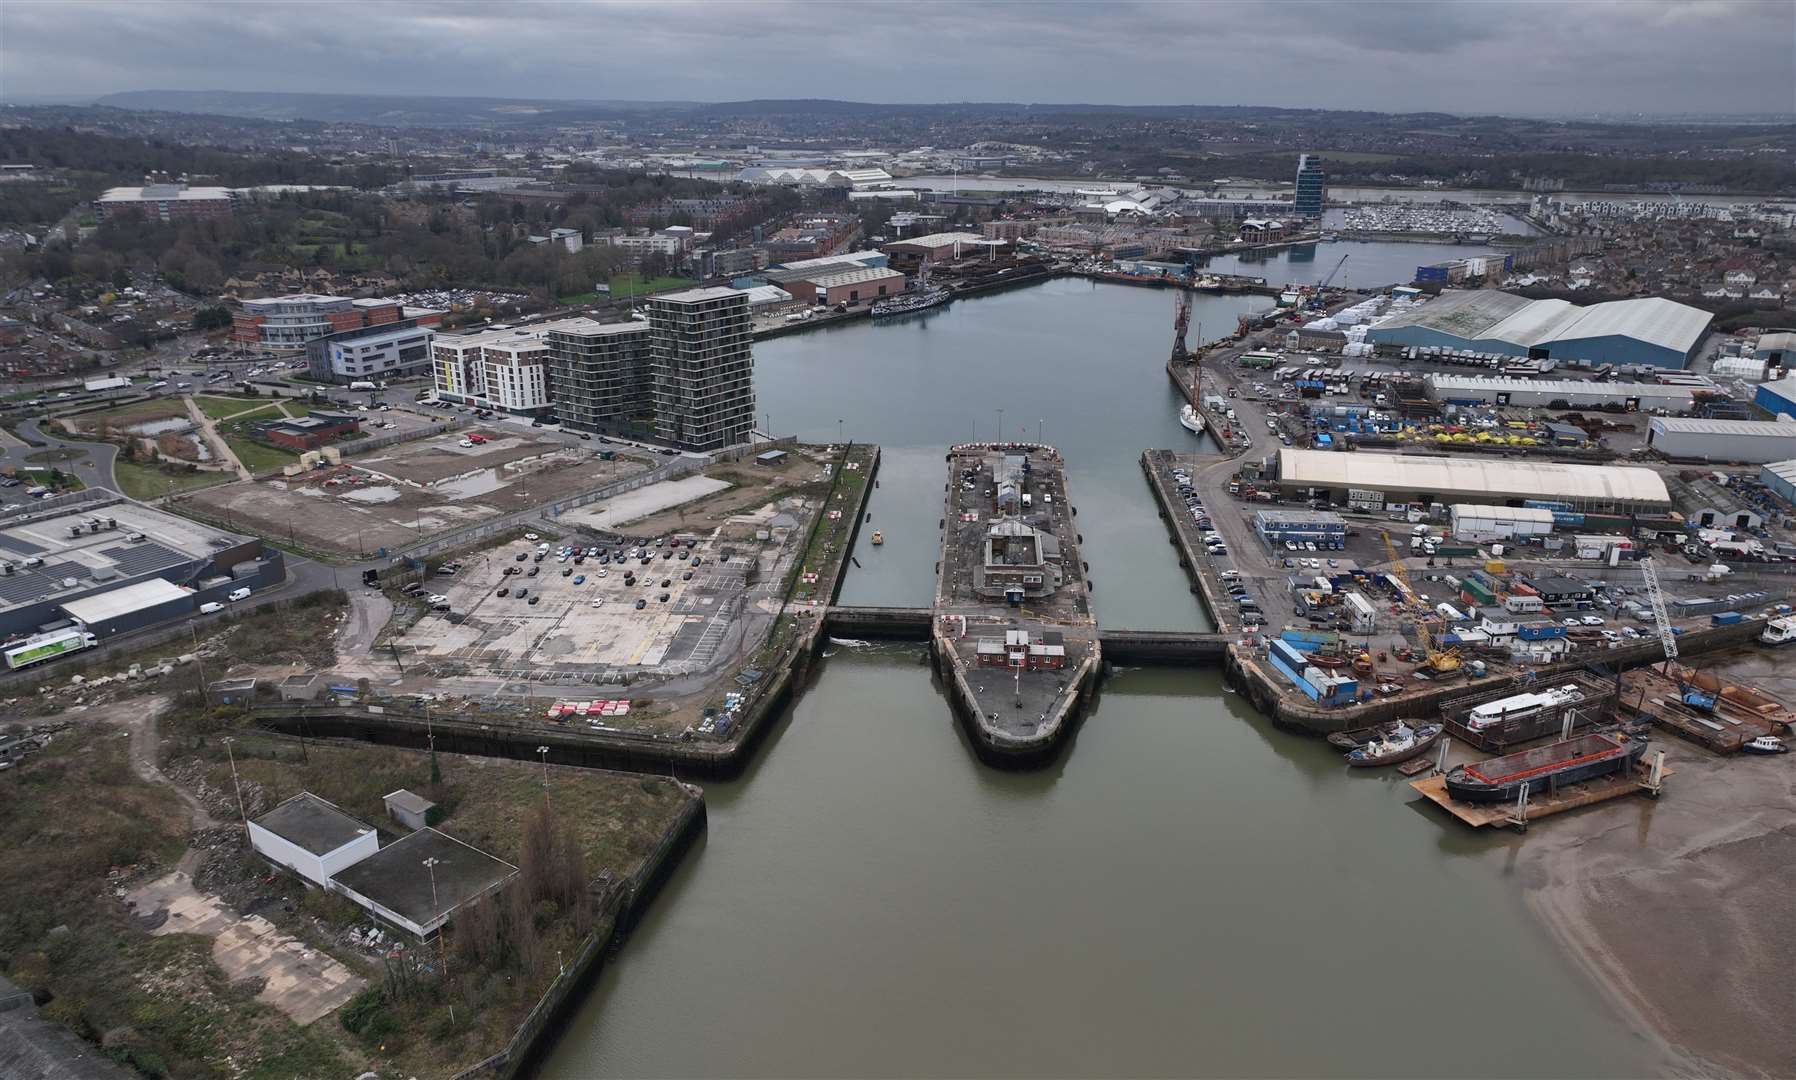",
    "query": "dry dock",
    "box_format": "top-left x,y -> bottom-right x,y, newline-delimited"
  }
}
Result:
932,443 -> 1100,765
1410,762 -> 1668,831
